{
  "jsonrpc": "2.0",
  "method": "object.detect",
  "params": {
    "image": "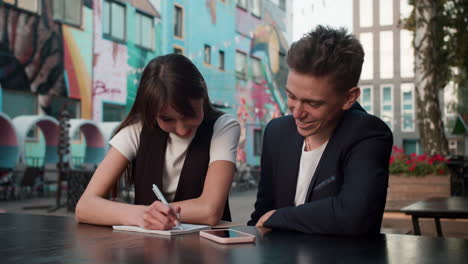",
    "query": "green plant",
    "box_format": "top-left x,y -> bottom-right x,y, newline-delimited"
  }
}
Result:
389,146 -> 448,176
